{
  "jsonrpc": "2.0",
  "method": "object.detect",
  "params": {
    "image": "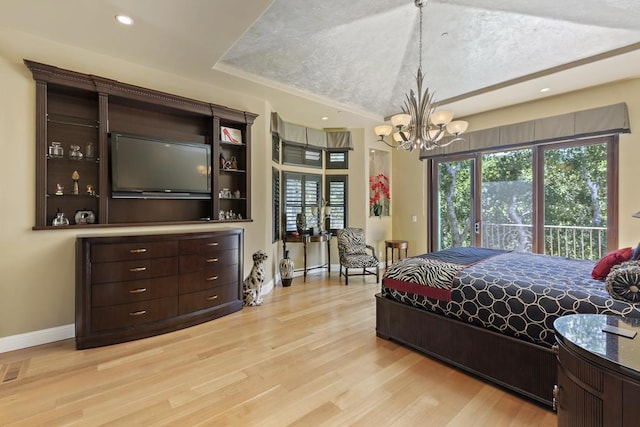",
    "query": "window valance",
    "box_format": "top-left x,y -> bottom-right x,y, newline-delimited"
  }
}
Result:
420,102 -> 631,159
271,112 -> 353,152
